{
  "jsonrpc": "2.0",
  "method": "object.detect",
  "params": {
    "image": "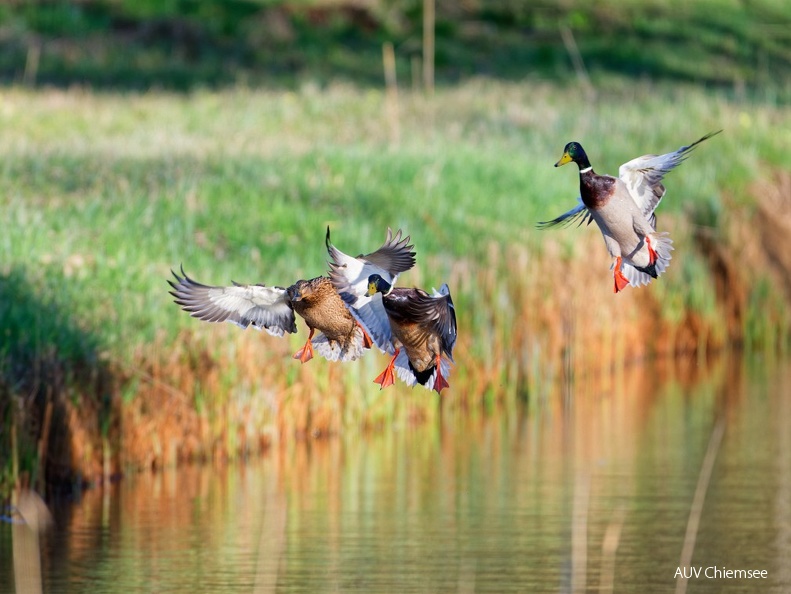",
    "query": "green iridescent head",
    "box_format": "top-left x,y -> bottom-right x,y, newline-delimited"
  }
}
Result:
366,274 -> 392,296
555,142 -> 592,170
